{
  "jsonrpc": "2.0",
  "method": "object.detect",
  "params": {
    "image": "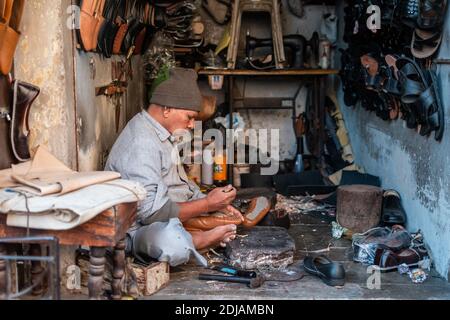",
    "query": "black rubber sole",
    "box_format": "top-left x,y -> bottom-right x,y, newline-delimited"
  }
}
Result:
304,265 -> 345,287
